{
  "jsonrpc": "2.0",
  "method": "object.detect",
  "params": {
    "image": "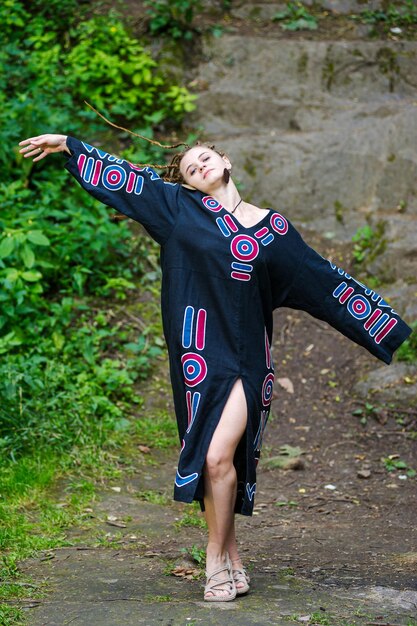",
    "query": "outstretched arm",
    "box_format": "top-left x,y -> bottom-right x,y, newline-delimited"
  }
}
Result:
267,215 -> 412,365
19,134 -> 70,162
19,135 -> 181,245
